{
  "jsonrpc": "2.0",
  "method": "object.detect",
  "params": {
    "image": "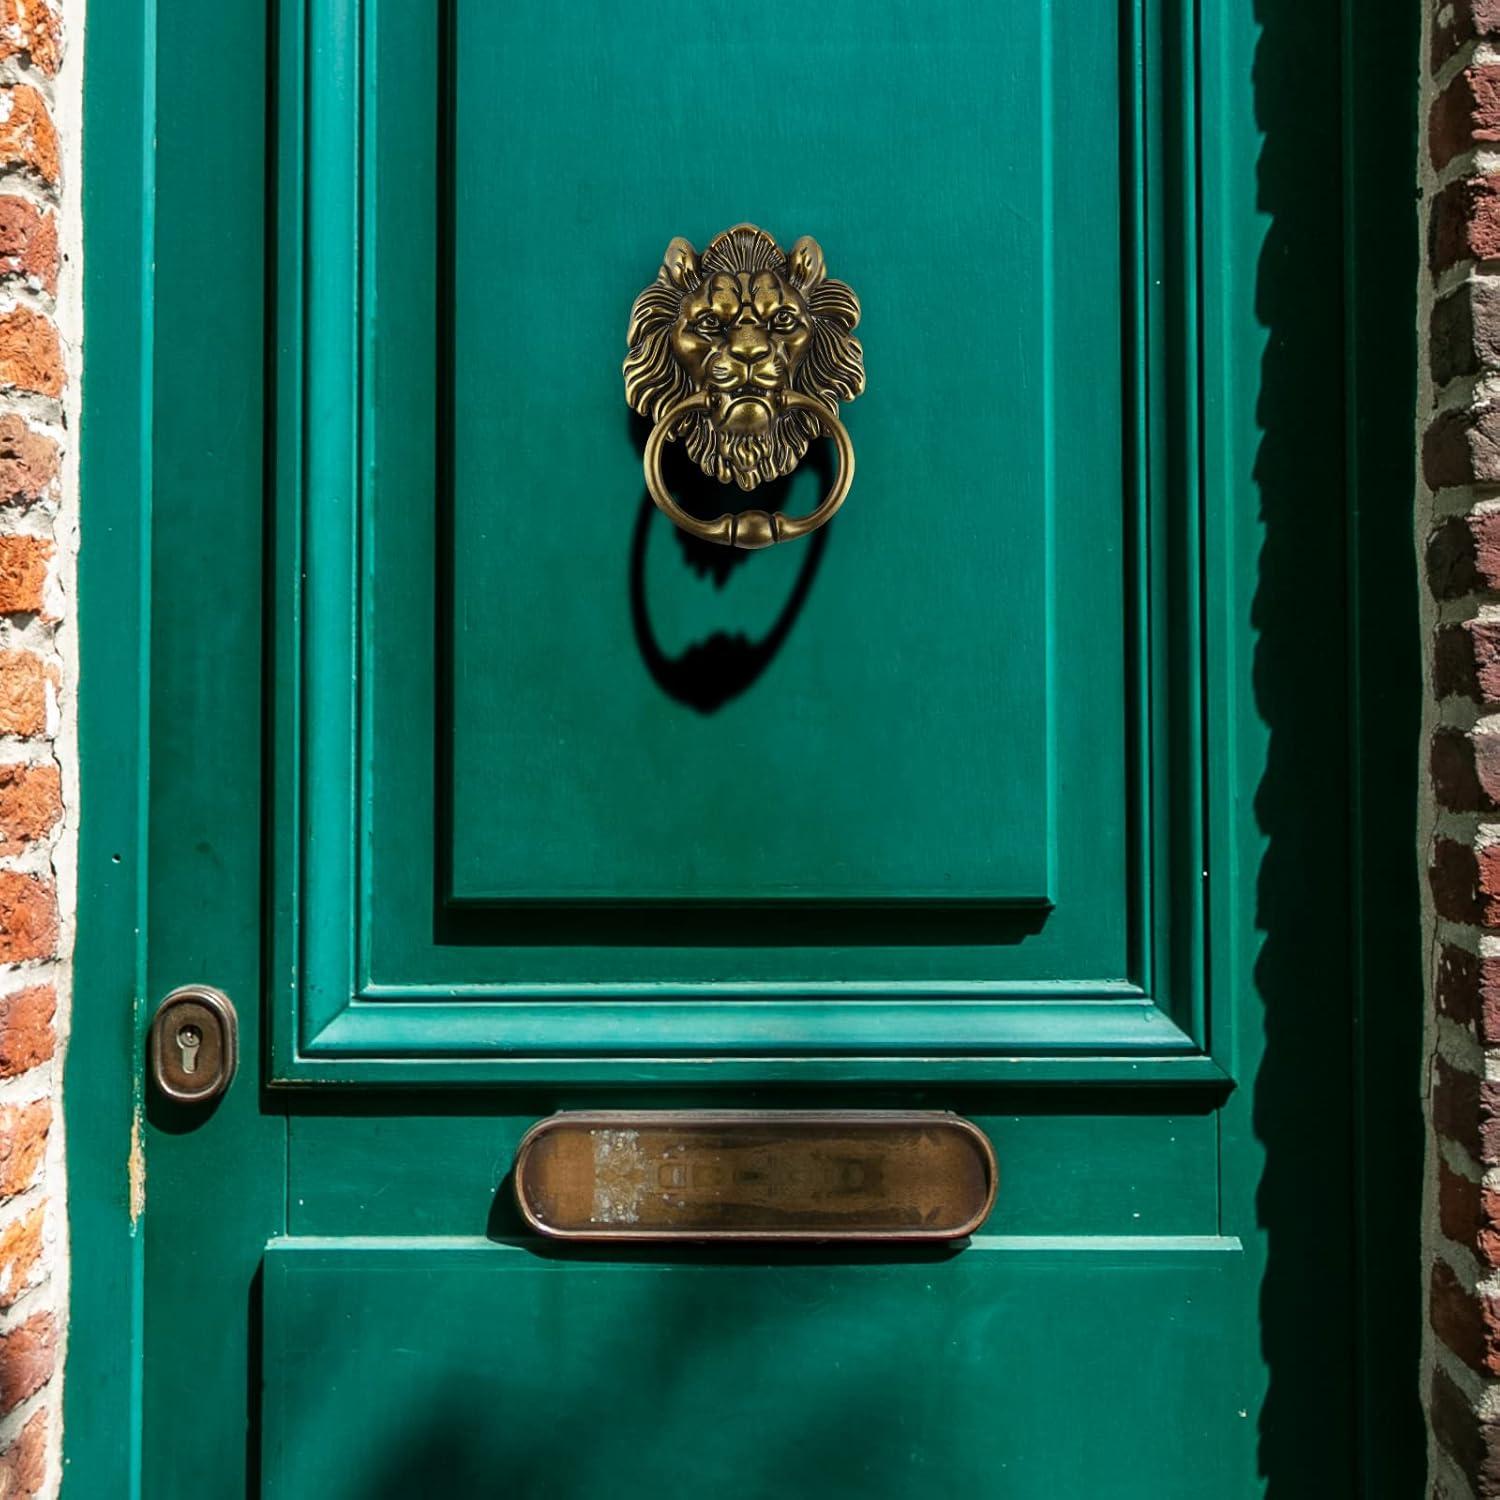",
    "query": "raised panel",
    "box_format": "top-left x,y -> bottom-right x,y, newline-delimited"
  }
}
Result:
446,0 -> 1056,904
